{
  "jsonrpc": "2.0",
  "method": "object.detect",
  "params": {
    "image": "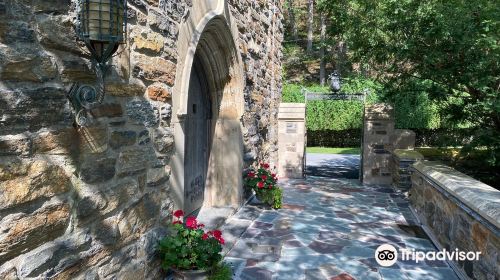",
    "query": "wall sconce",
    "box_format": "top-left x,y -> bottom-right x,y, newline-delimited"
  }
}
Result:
68,0 -> 127,126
